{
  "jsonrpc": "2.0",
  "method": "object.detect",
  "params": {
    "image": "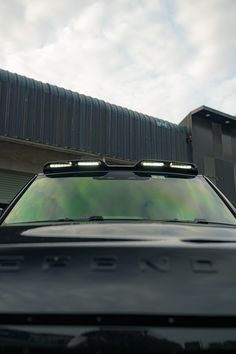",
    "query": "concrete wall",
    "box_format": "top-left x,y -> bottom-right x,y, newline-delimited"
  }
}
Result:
0,139 -> 87,174
0,137 -> 126,175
